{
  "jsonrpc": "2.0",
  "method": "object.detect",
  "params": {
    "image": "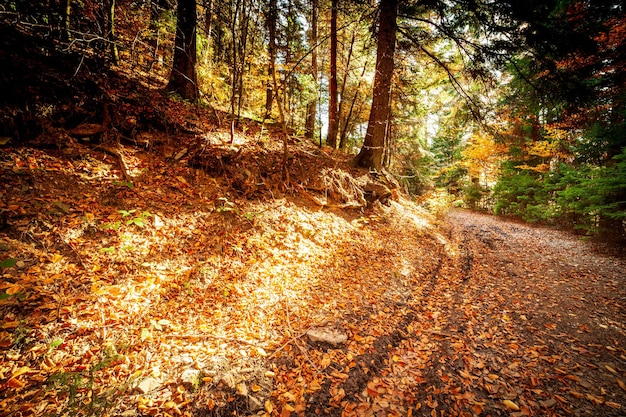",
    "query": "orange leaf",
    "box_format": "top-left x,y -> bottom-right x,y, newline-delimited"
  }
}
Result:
585,393 -> 604,405
7,377 -> 25,388
6,284 -> 22,295
569,390 -> 584,399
